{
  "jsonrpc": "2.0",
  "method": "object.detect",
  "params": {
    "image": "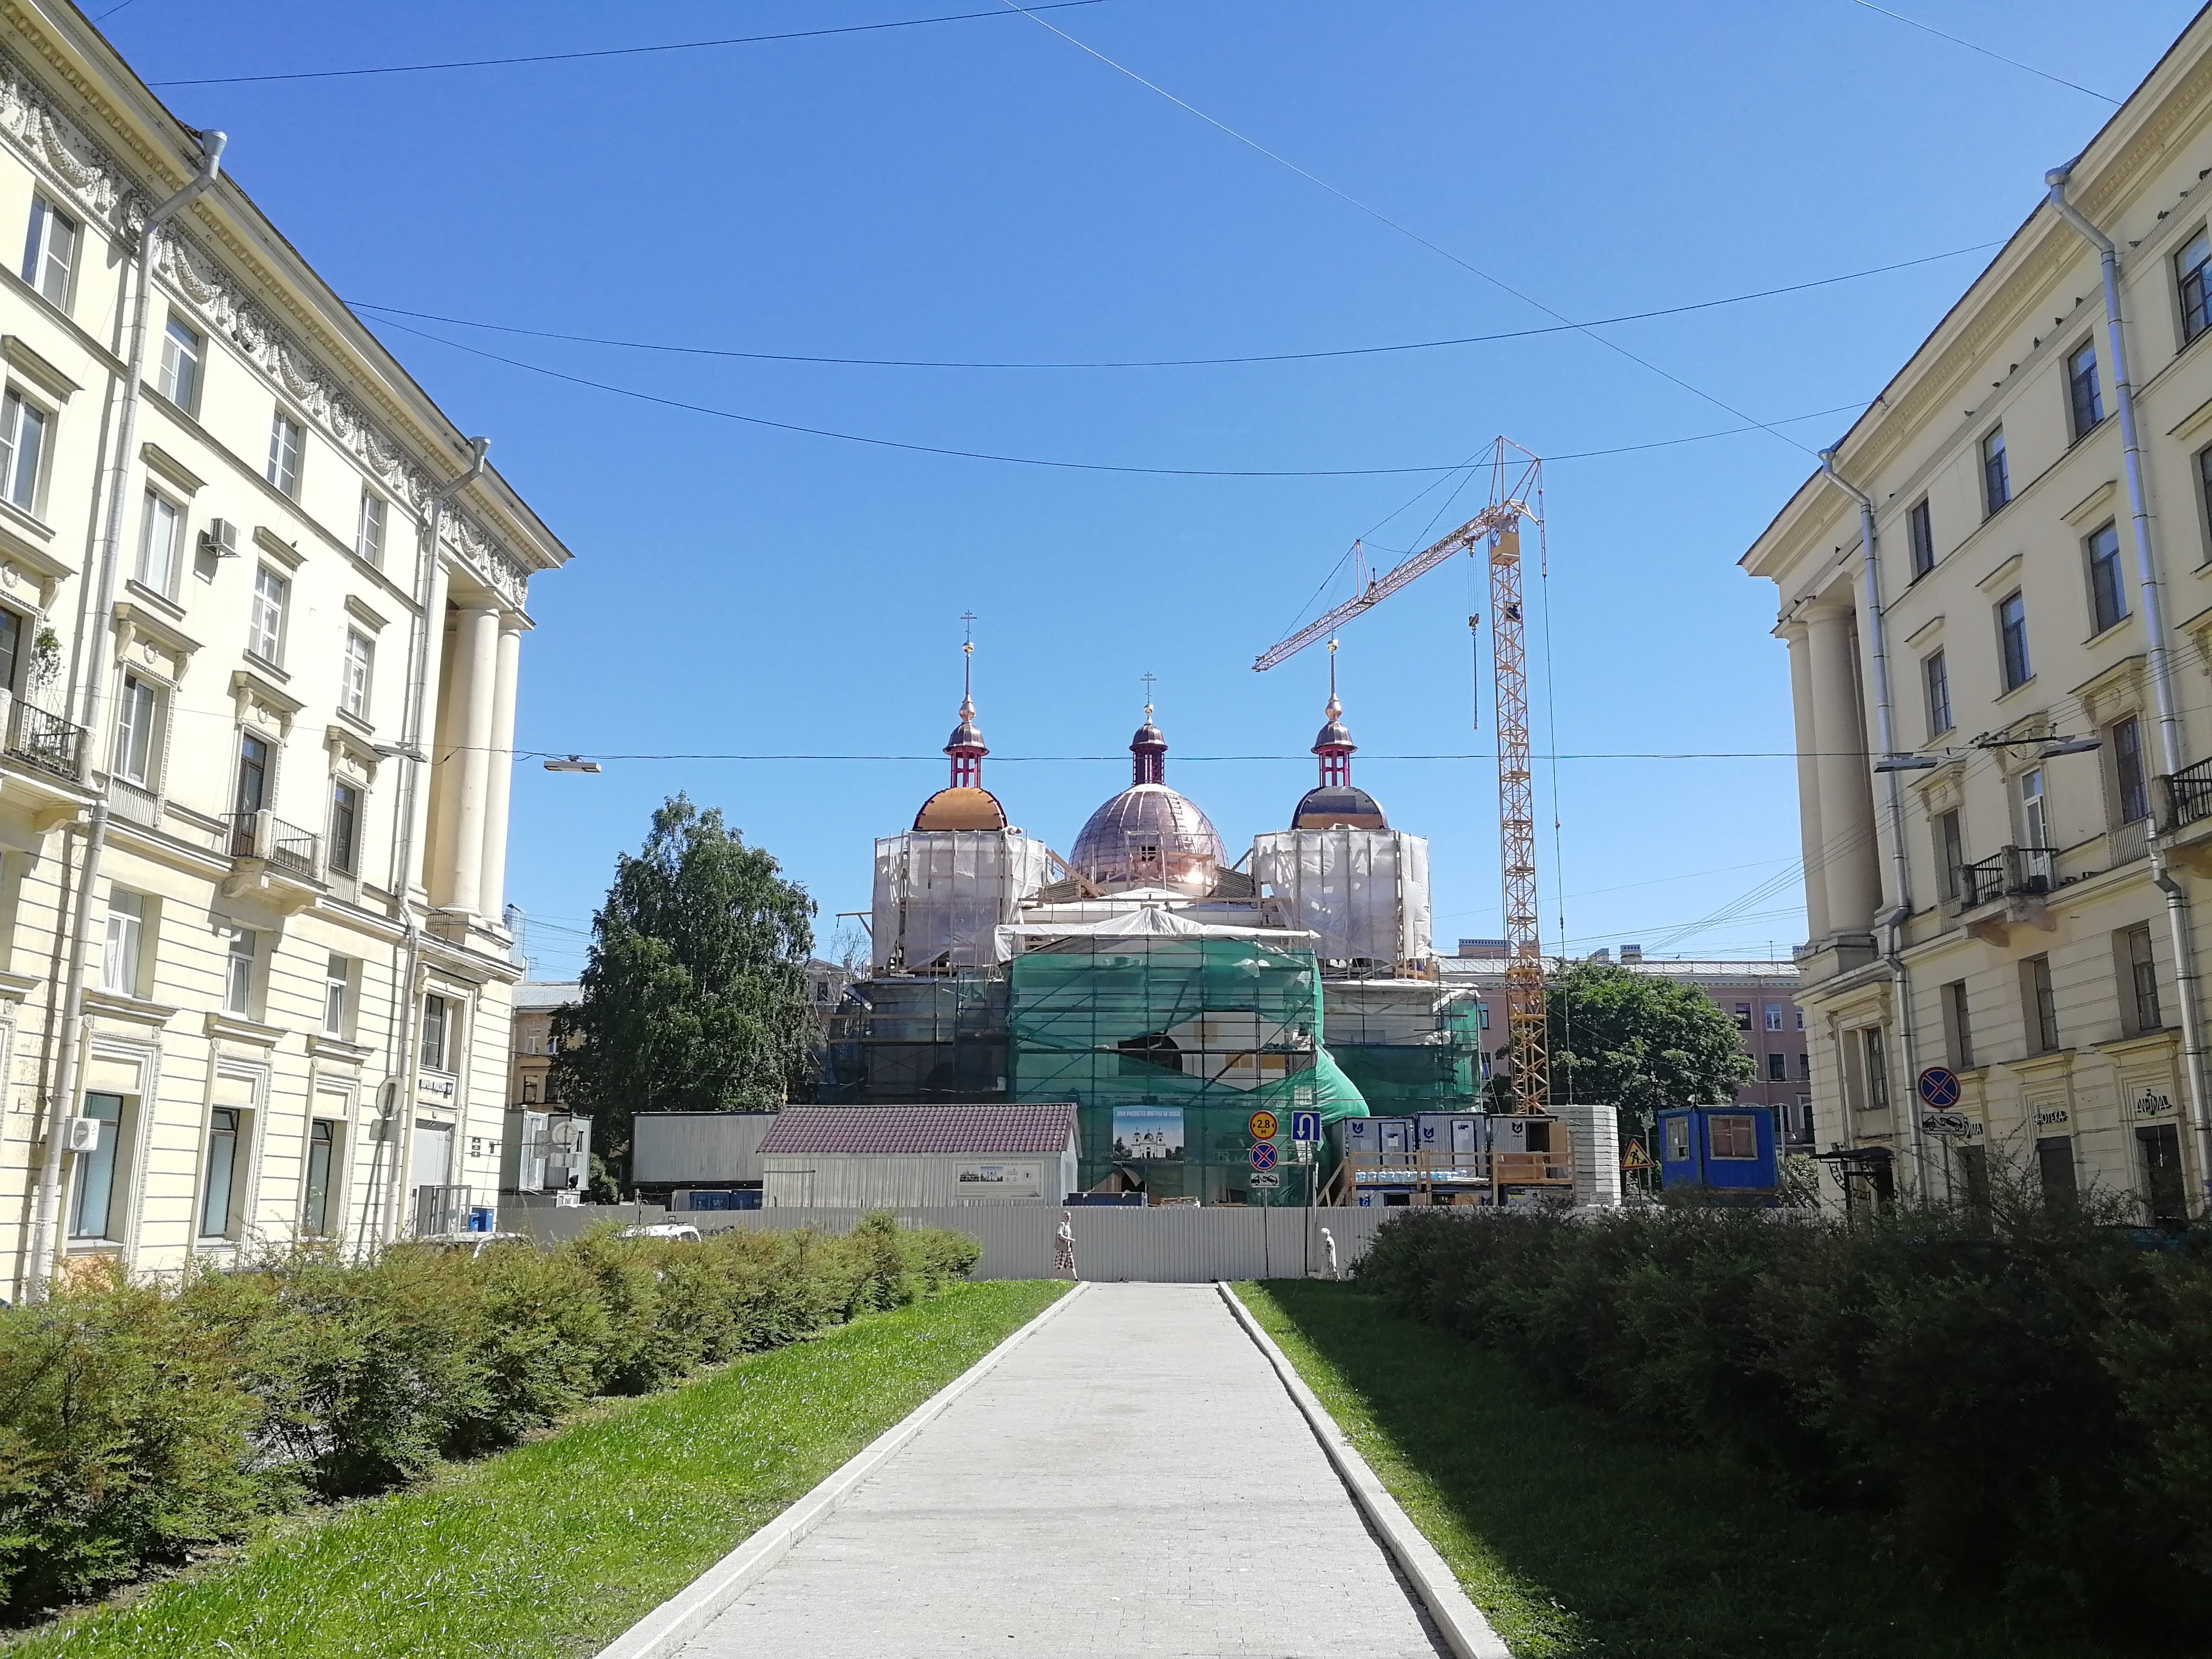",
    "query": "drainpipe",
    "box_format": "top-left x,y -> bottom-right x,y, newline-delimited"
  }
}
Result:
372,438 -> 487,1248
2047,160 -> 2212,1203
1818,448 -> 1929,1205
23,132 -> 225,1303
